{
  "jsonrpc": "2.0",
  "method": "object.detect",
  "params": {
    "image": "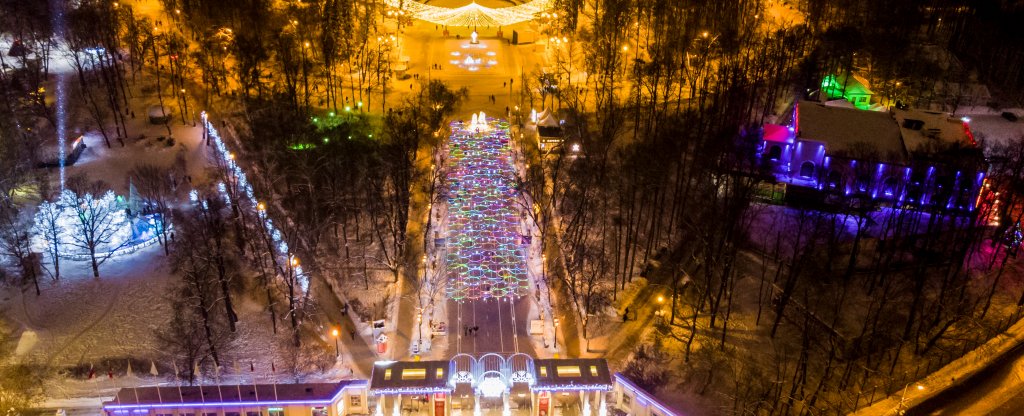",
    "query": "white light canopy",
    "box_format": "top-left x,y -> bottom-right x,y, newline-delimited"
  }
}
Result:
386,0 -> 553,27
